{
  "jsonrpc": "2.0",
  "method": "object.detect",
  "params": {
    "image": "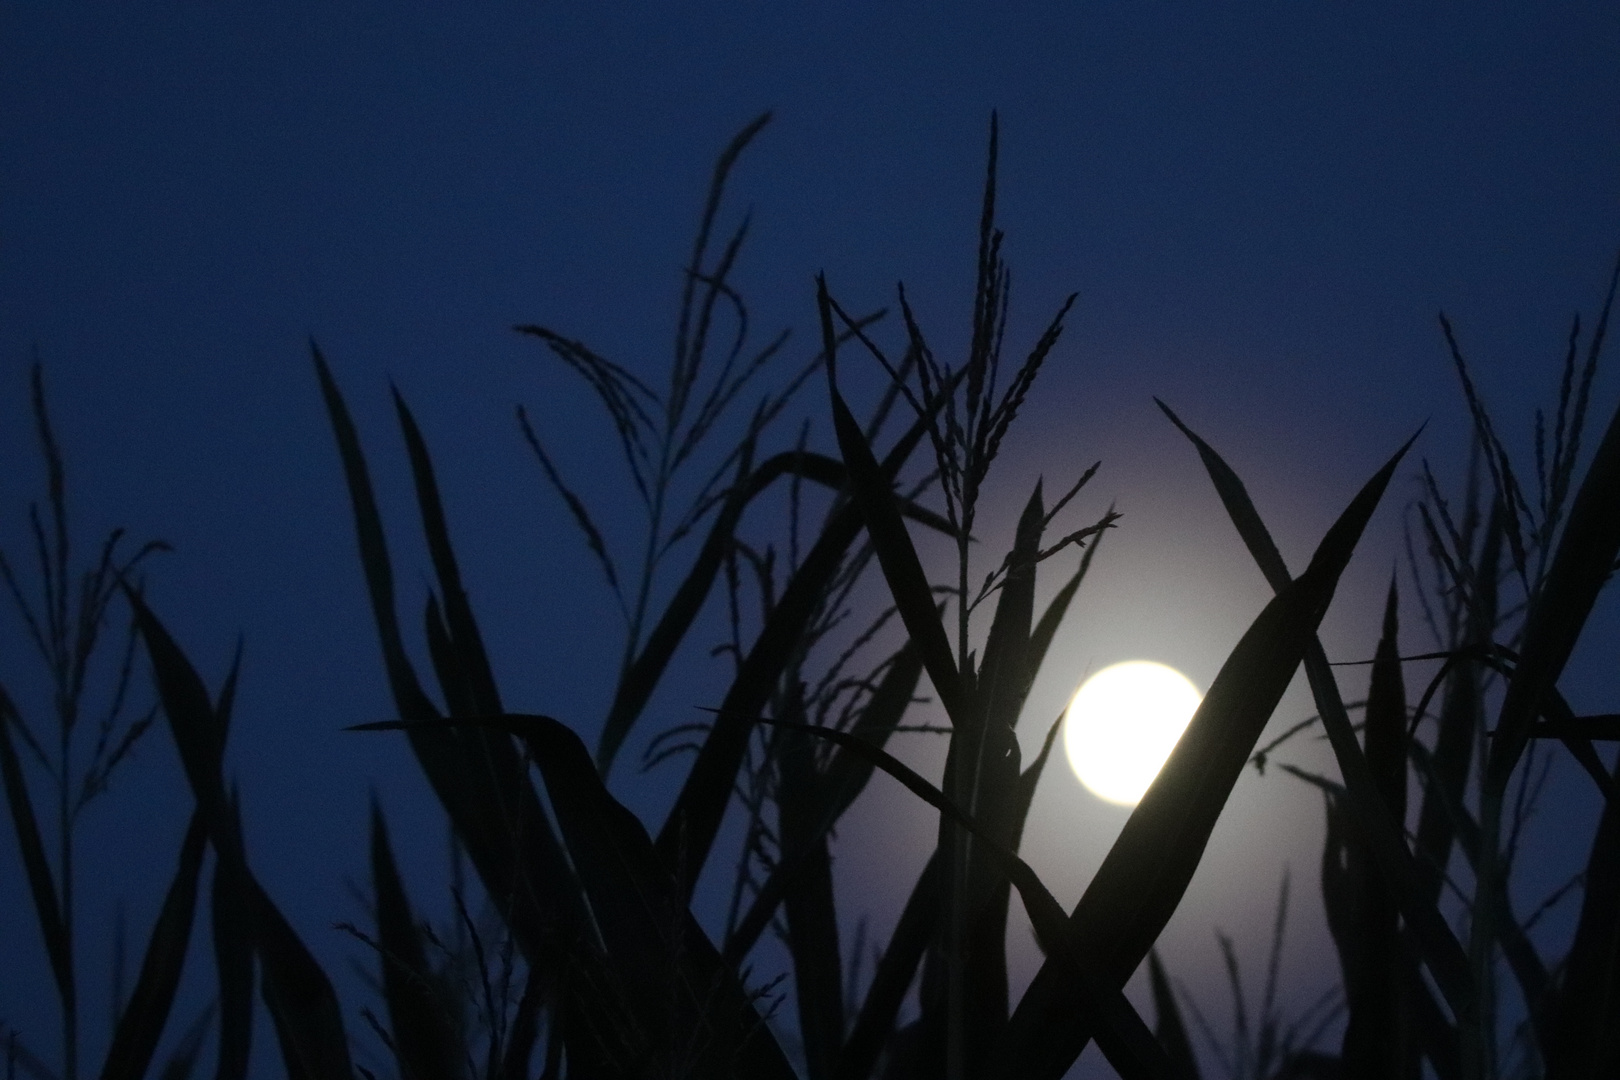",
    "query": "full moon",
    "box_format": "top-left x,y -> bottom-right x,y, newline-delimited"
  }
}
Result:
1064,660 -> 1203,806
